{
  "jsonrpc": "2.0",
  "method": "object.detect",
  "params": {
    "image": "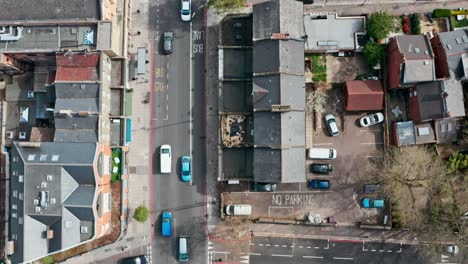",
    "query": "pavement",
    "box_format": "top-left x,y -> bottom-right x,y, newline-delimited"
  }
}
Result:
305,0 -> 468,16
